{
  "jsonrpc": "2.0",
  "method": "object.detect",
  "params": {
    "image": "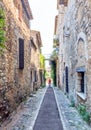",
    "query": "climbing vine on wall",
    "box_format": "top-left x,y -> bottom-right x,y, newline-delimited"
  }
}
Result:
0,8 -> 6,53
51,60 -> 56,86
39,54 -> 45,70
50,50 -> 57,86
